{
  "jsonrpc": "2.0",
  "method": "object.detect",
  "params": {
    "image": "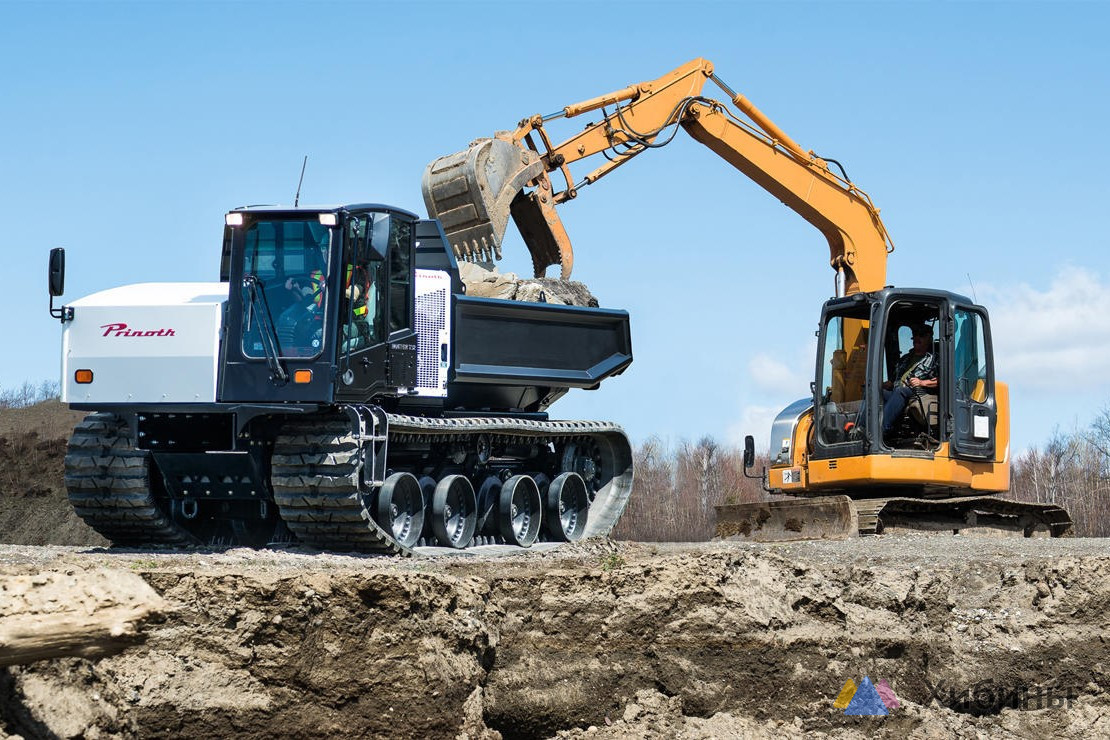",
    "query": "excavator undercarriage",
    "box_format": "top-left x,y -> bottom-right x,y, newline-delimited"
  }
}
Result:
714,495 -> 1072,543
